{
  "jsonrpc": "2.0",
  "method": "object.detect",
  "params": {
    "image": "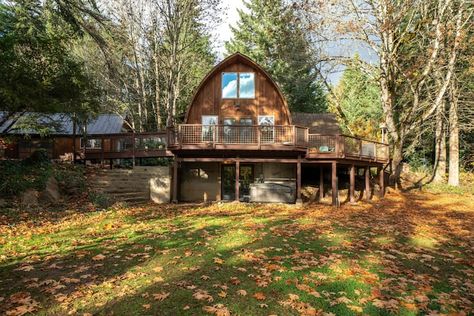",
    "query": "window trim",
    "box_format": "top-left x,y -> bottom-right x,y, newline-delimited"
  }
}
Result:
221,72 -> 255,100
